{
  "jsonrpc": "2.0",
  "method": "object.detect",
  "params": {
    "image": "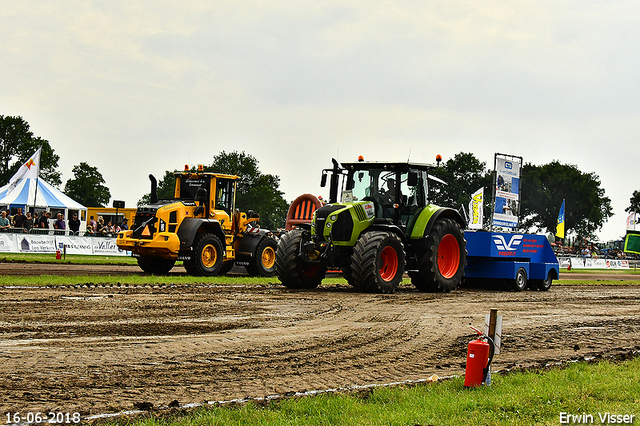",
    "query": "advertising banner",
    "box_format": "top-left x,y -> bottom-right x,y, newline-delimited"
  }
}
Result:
492,154 -> 522,229
55,235 -> 94,255
91,238 -> 129,256
18,234 -> 57,253
468,187 -> 484,230
0,234 -> 17,252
